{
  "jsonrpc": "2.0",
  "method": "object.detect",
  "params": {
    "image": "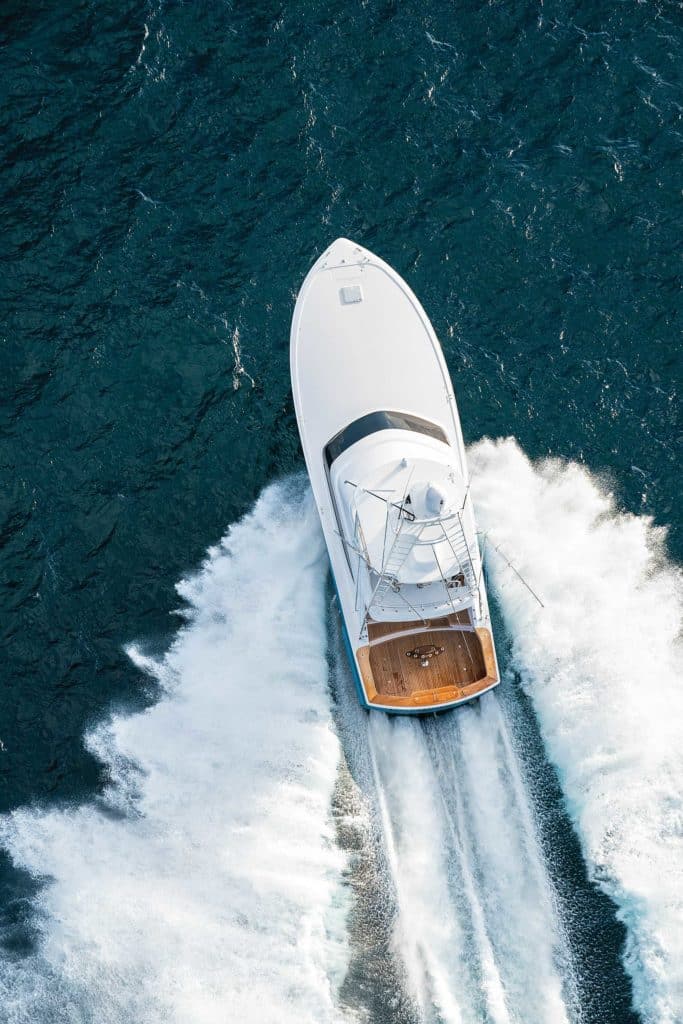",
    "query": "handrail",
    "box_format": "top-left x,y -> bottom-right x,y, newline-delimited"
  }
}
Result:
455,511 -> 482,619
367,623 -> 476,647
353,510 -> 371,565
363,496 -> 484,623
